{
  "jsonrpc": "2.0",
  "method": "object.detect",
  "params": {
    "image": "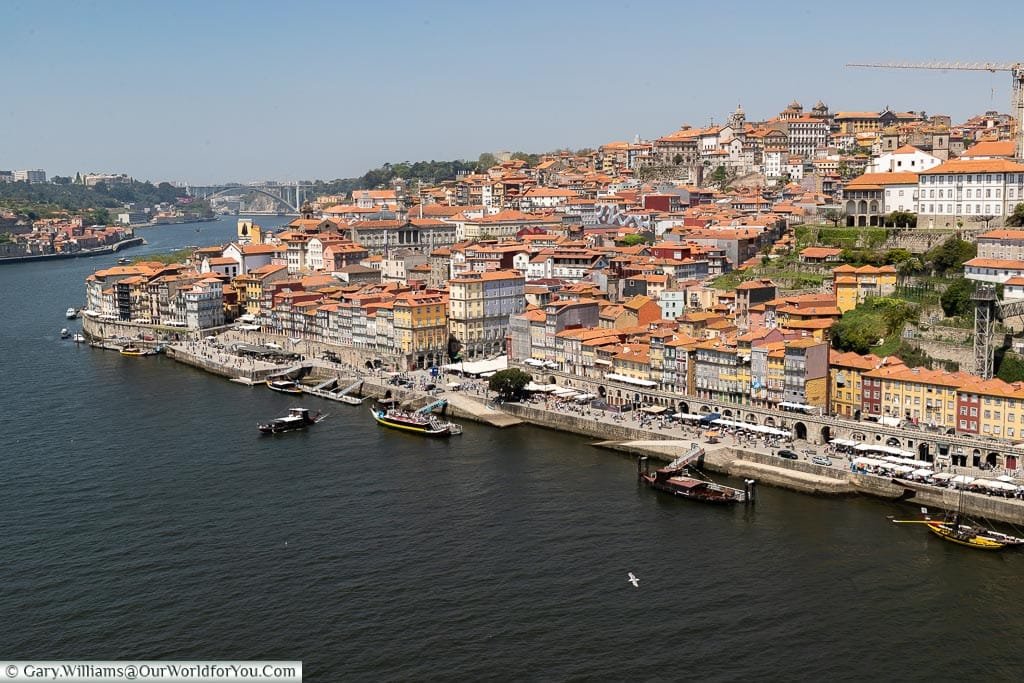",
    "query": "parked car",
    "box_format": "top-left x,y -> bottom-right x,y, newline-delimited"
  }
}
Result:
777,449 -> 799,460
812,455 -> 833,467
